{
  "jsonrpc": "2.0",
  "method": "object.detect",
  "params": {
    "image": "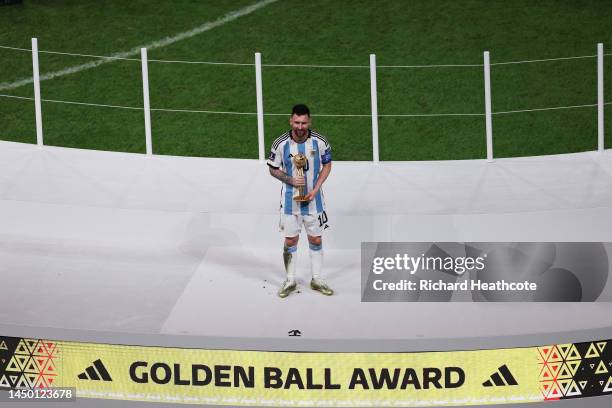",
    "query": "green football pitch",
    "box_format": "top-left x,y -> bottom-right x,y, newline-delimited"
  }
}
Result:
1,0 -> 612,160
